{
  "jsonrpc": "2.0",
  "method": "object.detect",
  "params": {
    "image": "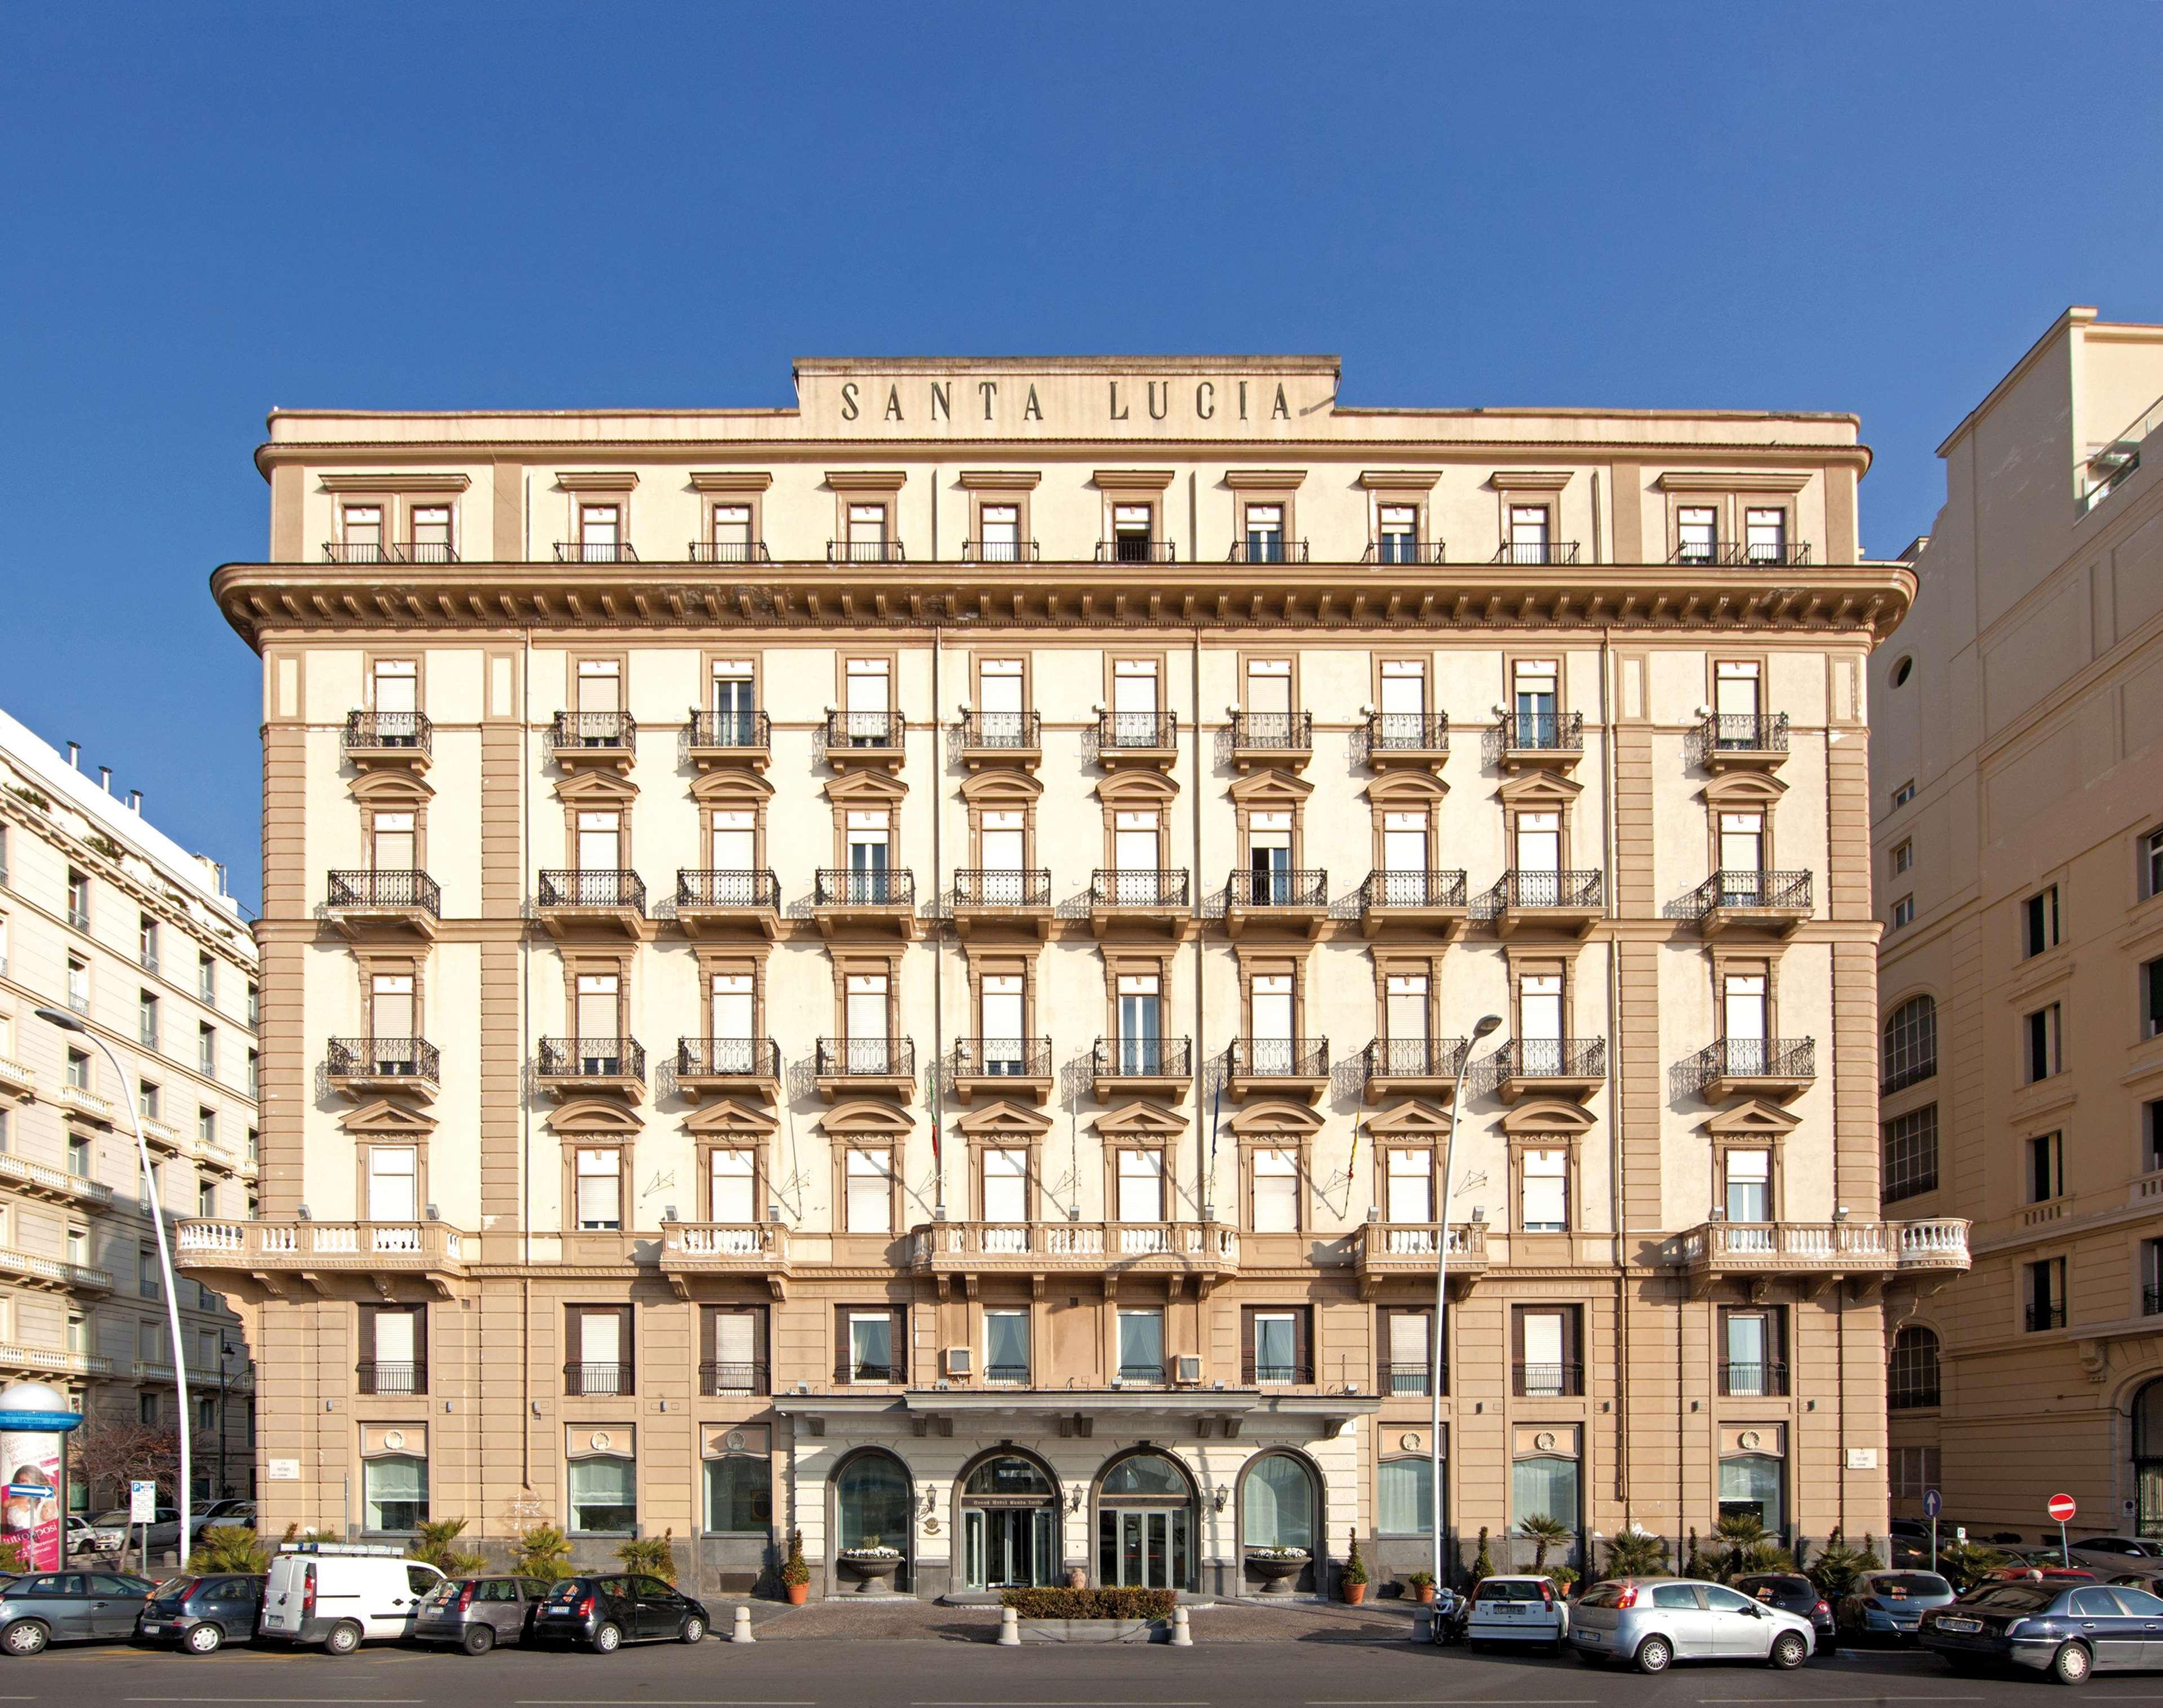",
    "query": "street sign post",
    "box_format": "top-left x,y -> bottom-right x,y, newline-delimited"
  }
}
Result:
1924,1487 -> 1942,1572
2048,1492 -> 2077,1566
128,1479 -> 156,1577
